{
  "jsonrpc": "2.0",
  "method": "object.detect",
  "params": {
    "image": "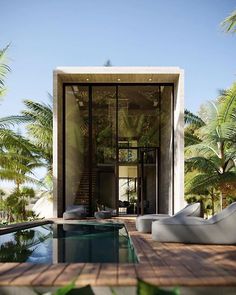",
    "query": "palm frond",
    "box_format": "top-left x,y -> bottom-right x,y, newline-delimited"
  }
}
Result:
221,10 -> 236,33
0,116 -> 31,128
185,172 -> 220,195
217,82 -> 236,124
0,129 -> 38,155
184,109 -> 205,127
0,169 -> 39,184
0,44 -> 11,97
185,156 -> 219,174
185,142 -> 218,158
184,130 -> 202,147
